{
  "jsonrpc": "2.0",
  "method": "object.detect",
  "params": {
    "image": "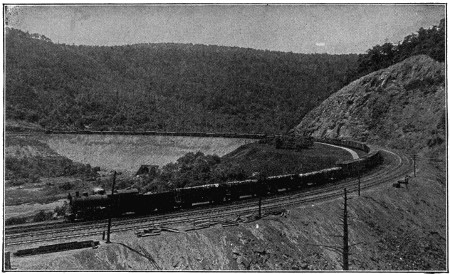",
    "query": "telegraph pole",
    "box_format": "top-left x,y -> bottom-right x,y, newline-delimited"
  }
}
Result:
258,193 -> 262,219
307,188 -> 359,270
358,174 -> 361,197
357,170 -> 361,197
413,154 -> 417,177
342,188 -> 349,270
258,176 -> 264,219
106,171 -> 116,244
255,172 -> 265,219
